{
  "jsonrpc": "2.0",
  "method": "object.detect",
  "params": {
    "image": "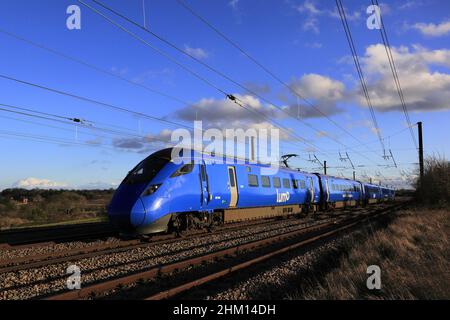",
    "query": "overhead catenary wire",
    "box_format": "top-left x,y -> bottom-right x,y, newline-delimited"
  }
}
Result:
86,0 -> 358,152
335,0 -> 385,153
0,72 -> 316,155
0,28 -> 240,137
0,4 -> 410,185
0,73 -> 195,131
80,0 -> 388,167
0,28 -> 191,107
0,128 -> 159,156
0,114 -> 117,143
175,0 -> 385,156
77,0 -> 328,154
0,102 -> 175,146
370,0 -> 418,149
0,101 -> 320,166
